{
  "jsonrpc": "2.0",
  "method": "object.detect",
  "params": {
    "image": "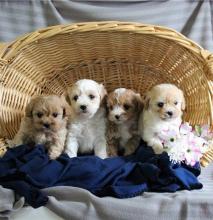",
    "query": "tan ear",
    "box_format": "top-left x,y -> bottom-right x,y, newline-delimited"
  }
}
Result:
181,91 -> 186,111
144,92 -> 151,110
98,84 -> 107,108
64,89 -> 71,106
25,97 -> 38,117
134,93 -> 144,112
99,84 -> 107,101
61,96 -> 71,118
